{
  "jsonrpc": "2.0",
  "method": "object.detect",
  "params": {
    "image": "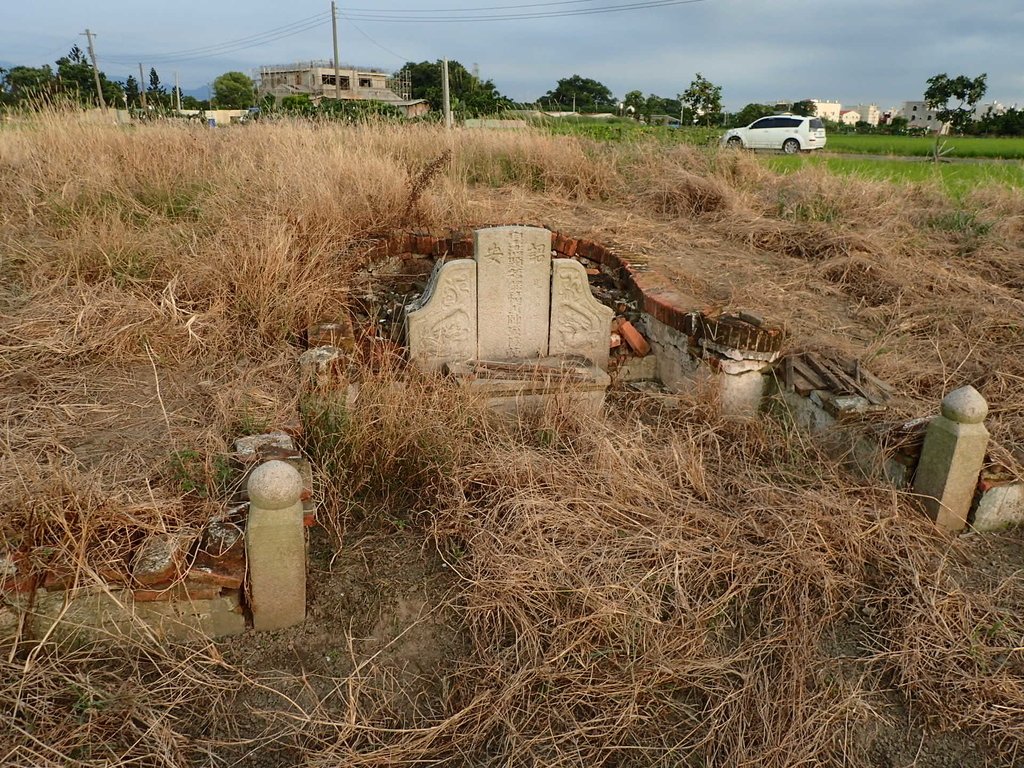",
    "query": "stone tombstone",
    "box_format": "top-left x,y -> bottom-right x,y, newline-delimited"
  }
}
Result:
475,226 -> 552,361
549,258 -> 615,370
406,258 -> 478,373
